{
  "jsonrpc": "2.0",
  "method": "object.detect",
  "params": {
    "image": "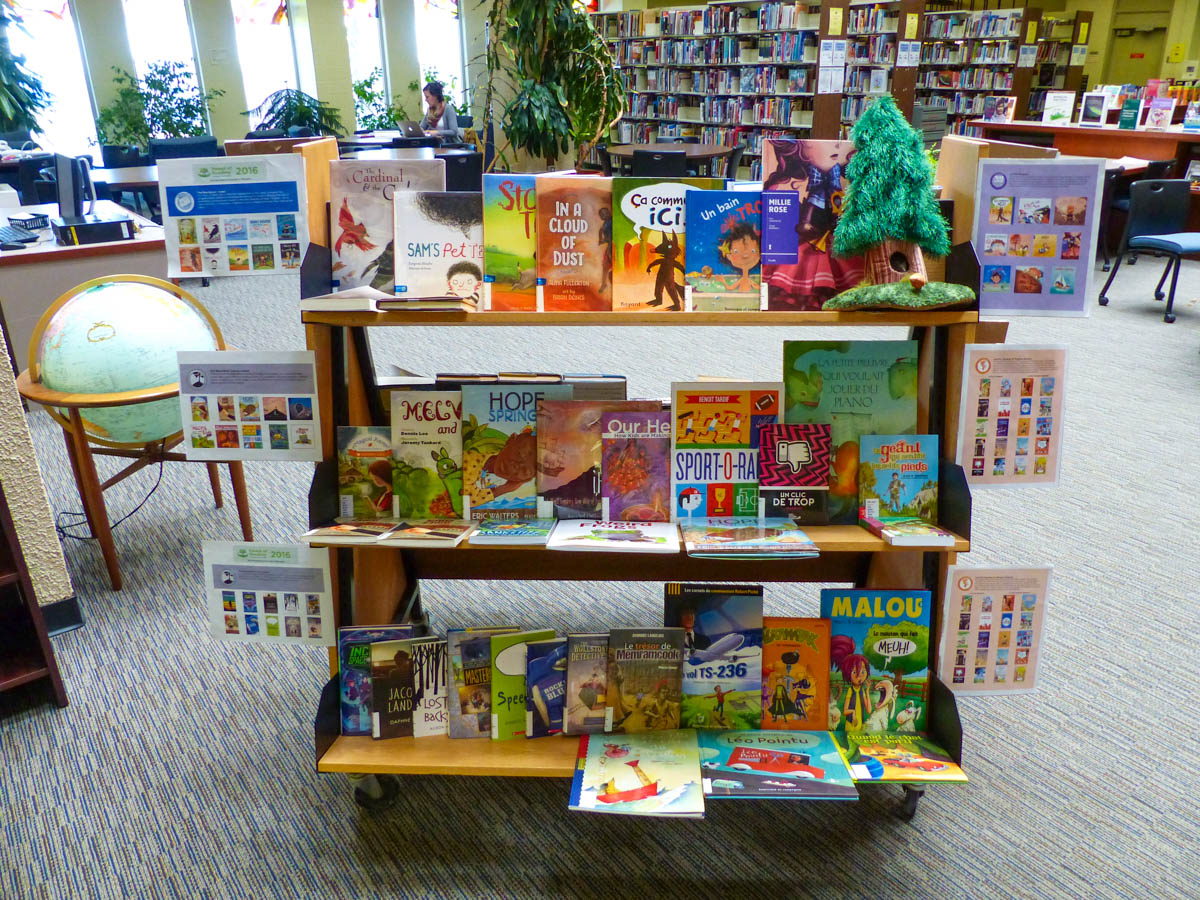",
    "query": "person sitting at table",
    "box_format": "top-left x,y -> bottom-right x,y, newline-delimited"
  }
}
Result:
420,82 -> 459,138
